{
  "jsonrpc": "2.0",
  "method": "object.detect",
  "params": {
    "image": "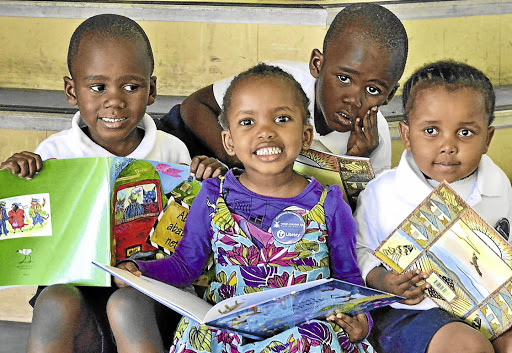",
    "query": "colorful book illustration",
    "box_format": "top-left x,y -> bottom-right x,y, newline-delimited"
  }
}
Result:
294,149 -> 374,210
0,157 -> 196,287
93,262 -> 404,339
374,181 -> 512,339
148,177 -> 201,256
